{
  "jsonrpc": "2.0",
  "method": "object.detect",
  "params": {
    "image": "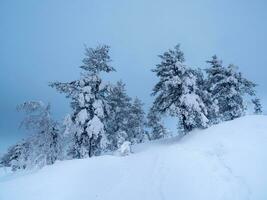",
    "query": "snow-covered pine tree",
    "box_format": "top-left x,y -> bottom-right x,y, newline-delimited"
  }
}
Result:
206,55 -> 257,121
127,97 -> 146,143
0,101 -> 60,170
106,81 -> 146,148
17,101 -> 60,168
147,106 -> 167,140
0,140 -> 30,171
205,55 -> 227,118
222,65 -> 245,120
106,81 -> 132,150
252,98 -> 262,114
191,68 -> 219,125
59,114 -> 76,160
50,45 -> 115,158
151,44 -> 209,134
